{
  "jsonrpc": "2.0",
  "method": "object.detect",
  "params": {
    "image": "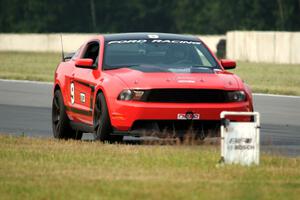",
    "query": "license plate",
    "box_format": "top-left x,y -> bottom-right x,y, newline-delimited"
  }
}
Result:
177,113 -> 200,120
